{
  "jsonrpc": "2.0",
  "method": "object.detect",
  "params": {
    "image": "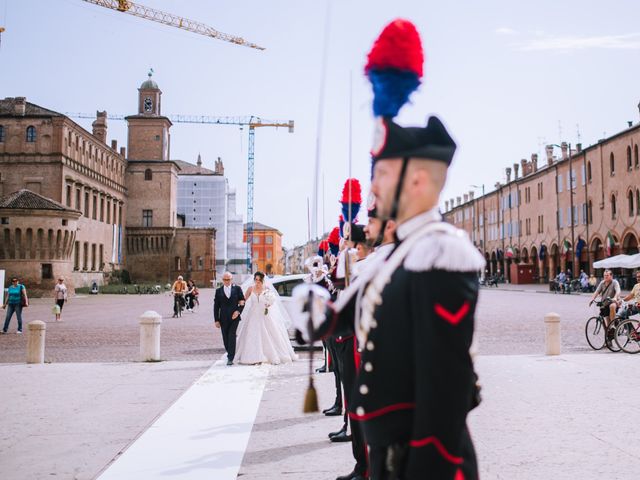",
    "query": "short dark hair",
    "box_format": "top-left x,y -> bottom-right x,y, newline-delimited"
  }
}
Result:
254,271 -> 265,281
